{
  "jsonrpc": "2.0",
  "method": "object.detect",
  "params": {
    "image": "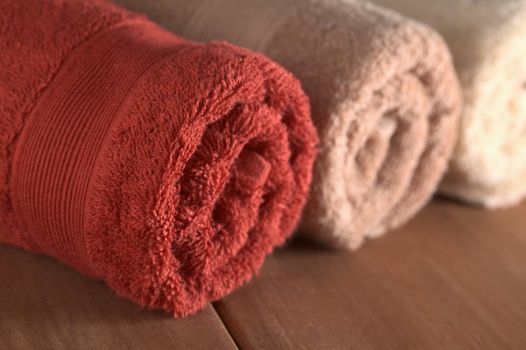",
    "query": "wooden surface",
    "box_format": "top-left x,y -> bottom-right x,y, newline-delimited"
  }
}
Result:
0,246 -> 237,350
1,199 -> 525,349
